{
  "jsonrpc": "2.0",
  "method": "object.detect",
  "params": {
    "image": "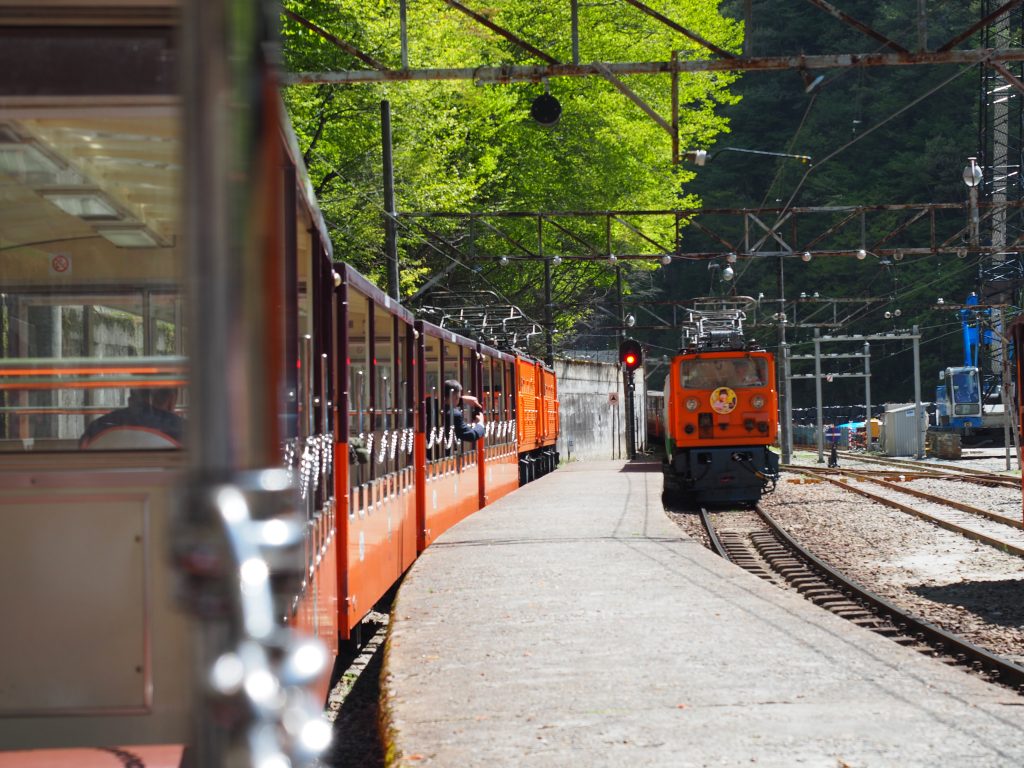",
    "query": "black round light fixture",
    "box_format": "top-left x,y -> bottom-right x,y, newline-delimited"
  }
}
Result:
530,93 -> 562,126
